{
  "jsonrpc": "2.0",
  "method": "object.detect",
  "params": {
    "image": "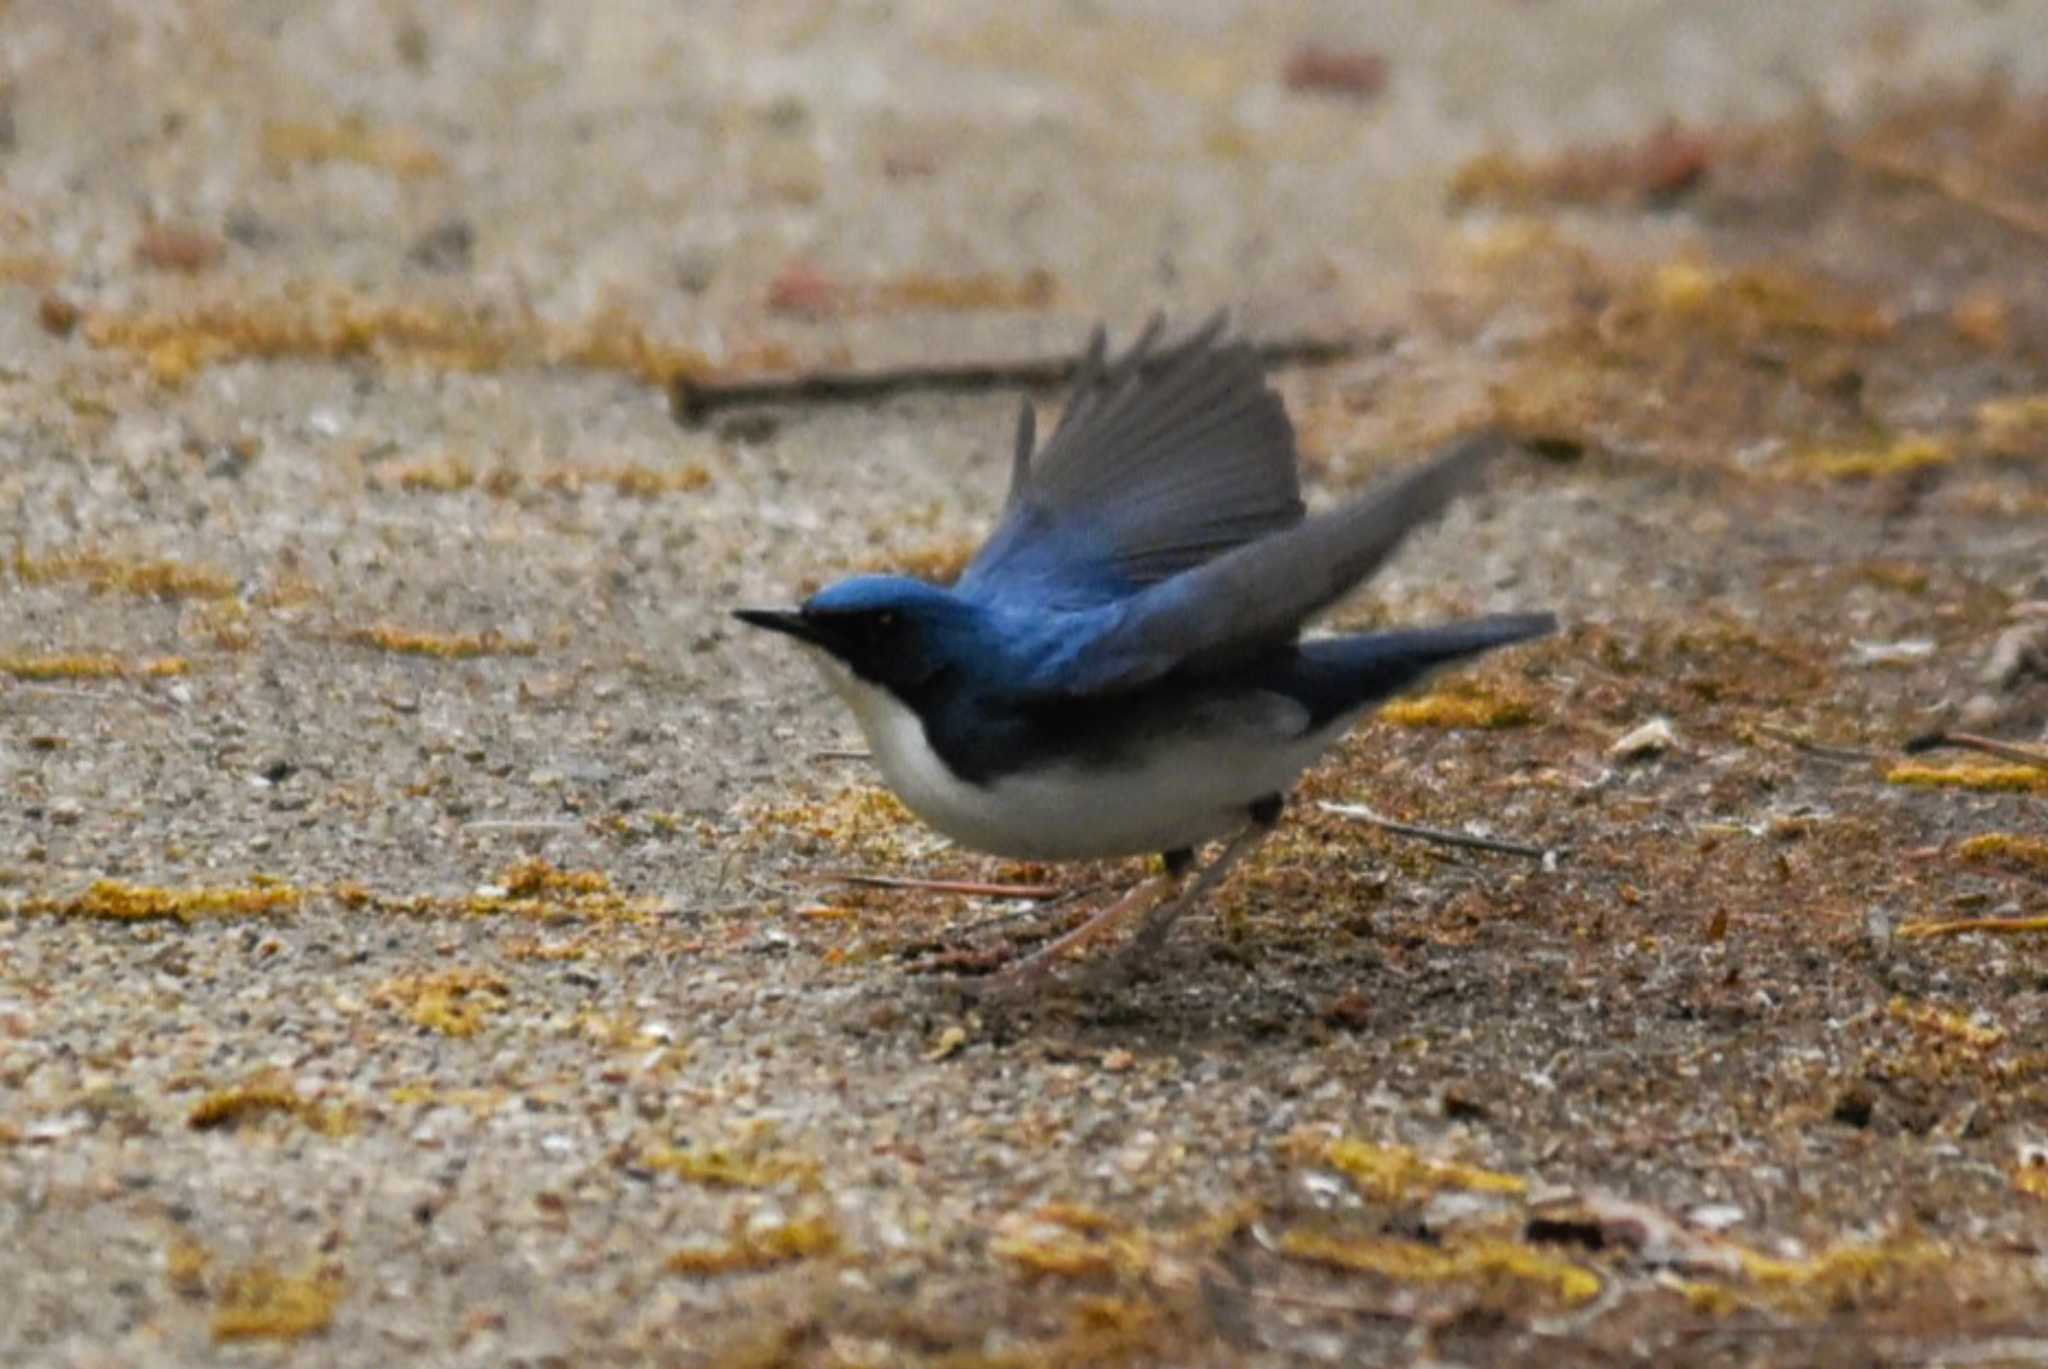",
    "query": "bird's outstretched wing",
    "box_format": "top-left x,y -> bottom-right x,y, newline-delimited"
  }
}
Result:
955,314 -> 1305,611
1027,431 -> 1508,697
